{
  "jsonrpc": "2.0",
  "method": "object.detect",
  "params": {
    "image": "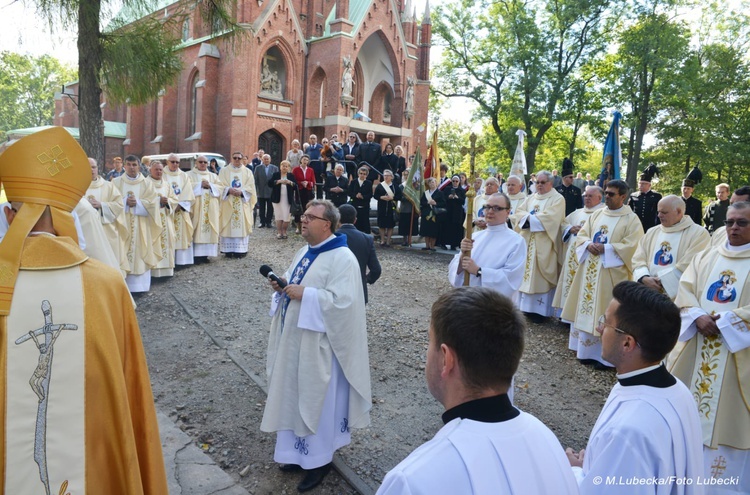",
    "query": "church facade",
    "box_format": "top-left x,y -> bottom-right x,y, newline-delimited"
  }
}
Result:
55,0 -> 432,166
